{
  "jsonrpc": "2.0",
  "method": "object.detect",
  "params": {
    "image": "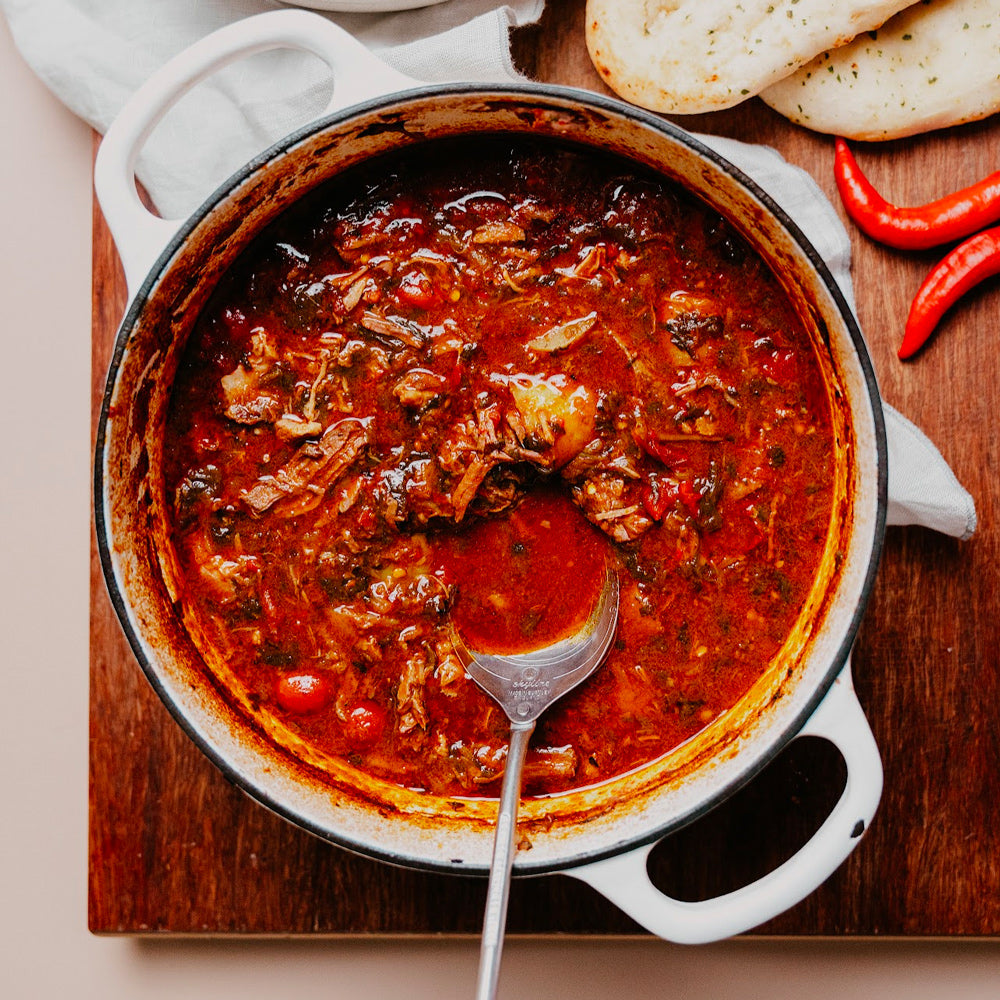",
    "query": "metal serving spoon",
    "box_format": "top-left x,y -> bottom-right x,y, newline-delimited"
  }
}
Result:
452,566 -> 620,1000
